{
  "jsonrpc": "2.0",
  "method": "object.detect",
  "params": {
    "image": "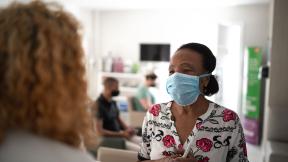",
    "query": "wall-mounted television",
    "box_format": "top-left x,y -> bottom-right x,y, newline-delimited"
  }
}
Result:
140,43 -> 170,61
